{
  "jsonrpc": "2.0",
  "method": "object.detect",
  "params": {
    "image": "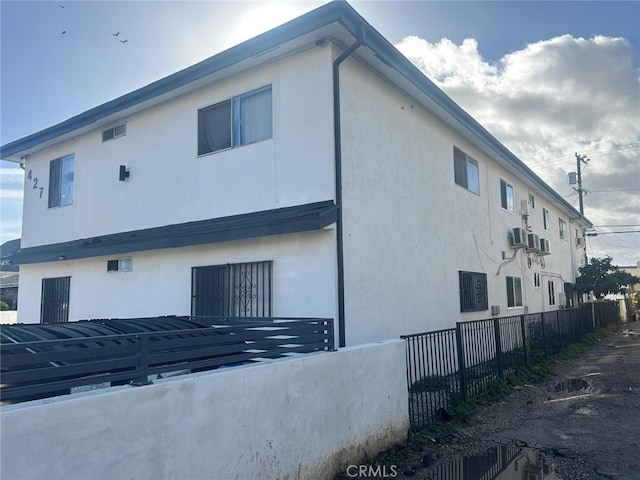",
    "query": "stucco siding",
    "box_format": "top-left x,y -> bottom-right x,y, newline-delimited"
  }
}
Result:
16,229 -> 337,325
339,55 -> 585,345
19,46 -> 336,249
